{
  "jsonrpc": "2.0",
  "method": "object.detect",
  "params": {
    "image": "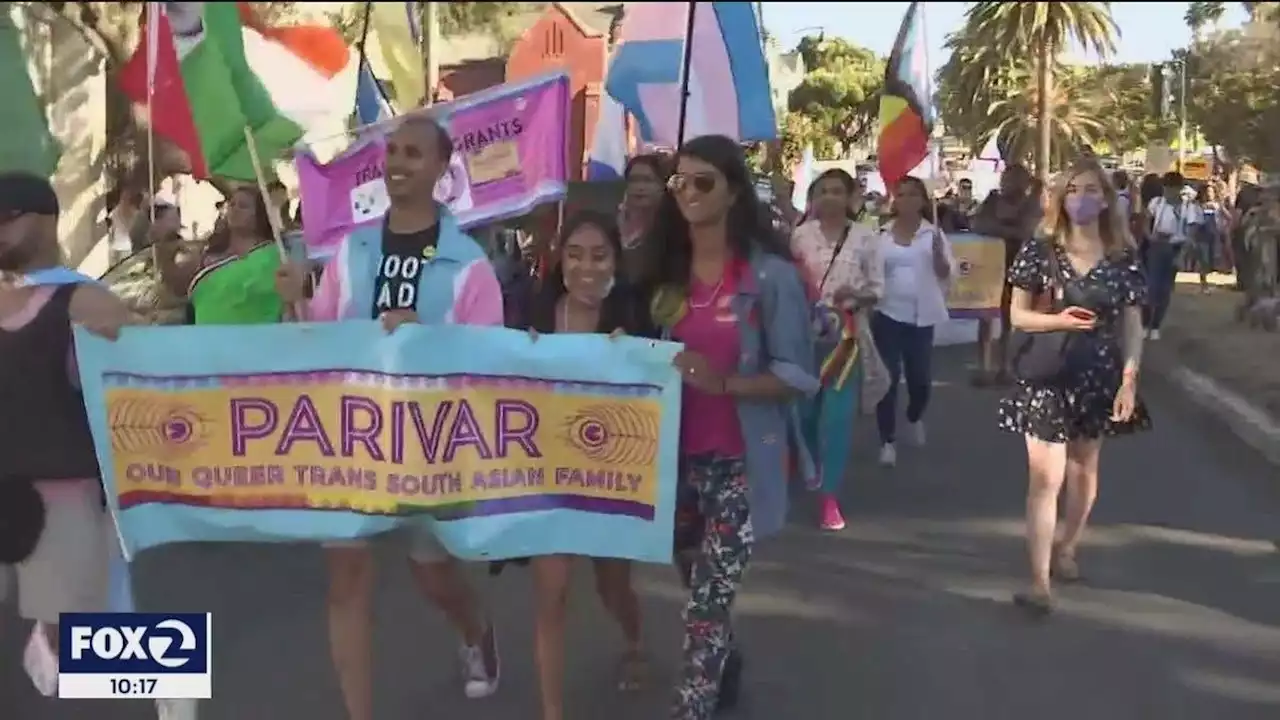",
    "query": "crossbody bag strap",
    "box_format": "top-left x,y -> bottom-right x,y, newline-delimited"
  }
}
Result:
817,222 -> 853,293
1042,239 -> 1067,310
